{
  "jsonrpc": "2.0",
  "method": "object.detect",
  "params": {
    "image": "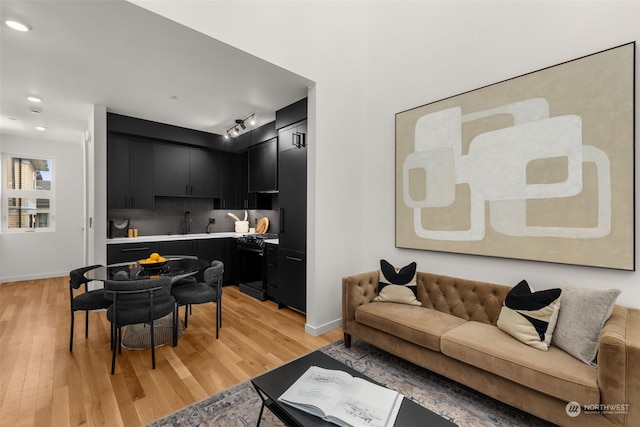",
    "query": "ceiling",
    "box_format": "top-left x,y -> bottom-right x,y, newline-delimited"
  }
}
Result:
0,0 -> 312,150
